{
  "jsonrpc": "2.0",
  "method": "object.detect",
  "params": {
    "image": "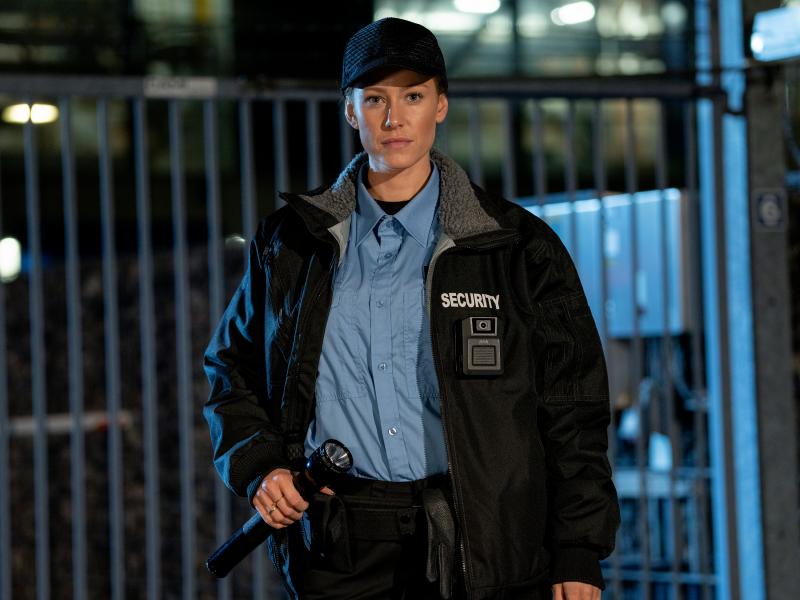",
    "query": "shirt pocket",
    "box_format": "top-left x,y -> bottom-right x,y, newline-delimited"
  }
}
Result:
316,288 -> 369,400
403,284 -> 437,391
